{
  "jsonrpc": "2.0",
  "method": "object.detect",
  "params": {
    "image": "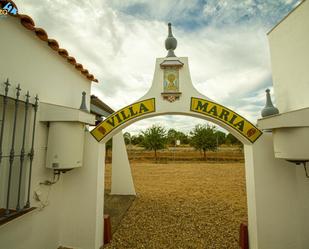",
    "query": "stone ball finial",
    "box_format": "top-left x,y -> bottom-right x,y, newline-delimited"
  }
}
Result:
165,23 -> 177,57
261,89 -> 279,117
